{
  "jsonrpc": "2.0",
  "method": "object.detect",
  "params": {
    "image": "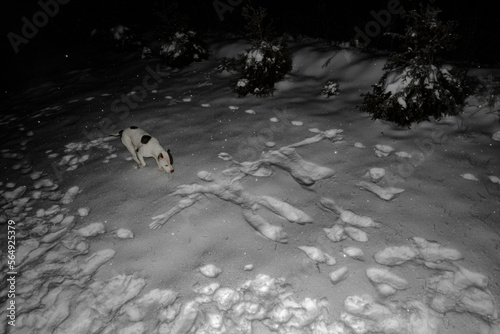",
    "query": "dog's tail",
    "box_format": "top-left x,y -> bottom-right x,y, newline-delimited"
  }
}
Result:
109,130 -> 124,138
